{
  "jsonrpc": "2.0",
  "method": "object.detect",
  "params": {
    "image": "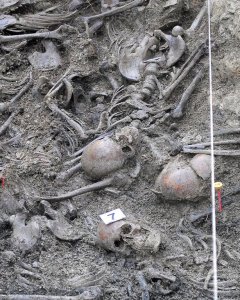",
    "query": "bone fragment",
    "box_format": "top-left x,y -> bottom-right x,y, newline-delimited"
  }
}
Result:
9,213 -> 41,253
28,41 -> 62,70
0,110 -> 18,136
171,68 -> 204,118
41,201 -> 84,241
